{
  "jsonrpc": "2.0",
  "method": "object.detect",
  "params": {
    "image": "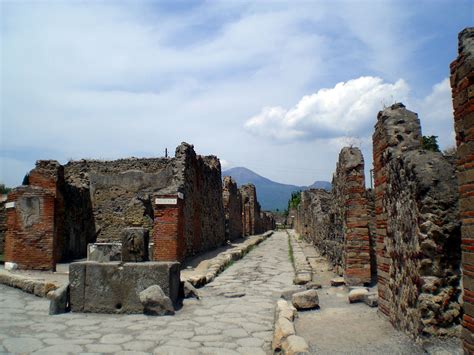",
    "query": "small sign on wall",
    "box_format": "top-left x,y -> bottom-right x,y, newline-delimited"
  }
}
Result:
155,198 -> 178,205
5,202 -> 15,209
